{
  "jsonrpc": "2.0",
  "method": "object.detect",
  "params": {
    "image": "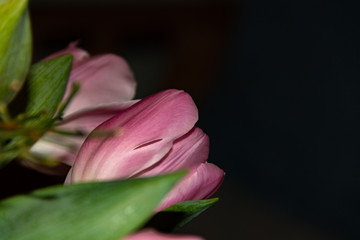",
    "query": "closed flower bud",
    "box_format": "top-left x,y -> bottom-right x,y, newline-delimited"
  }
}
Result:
66,89 -> 224,210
